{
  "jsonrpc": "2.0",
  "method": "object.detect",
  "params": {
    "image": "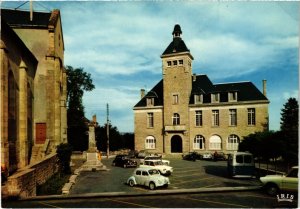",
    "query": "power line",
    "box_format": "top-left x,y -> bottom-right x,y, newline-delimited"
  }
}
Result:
14,0 -> 51,12
15,1 -> 29,9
